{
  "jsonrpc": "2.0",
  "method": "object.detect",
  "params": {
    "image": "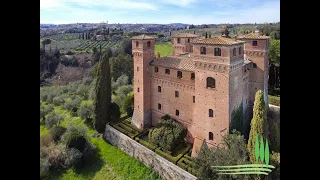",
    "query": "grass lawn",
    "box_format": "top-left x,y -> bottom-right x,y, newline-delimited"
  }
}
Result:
40,102 -> 161,180
268,95 -> 280,106
155,42 -> 173,57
